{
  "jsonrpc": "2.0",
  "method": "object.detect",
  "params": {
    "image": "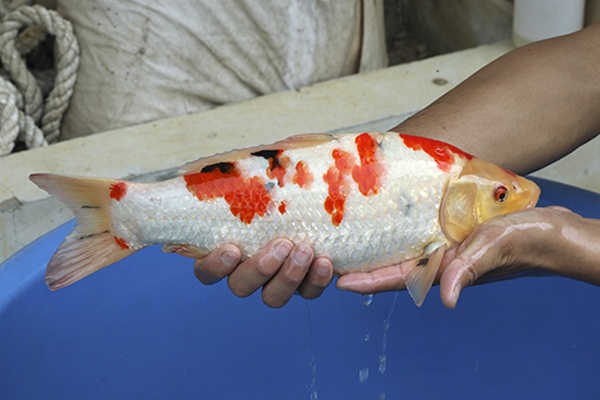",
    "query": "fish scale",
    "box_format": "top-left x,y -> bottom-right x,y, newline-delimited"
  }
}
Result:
29,132 -> 540,306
